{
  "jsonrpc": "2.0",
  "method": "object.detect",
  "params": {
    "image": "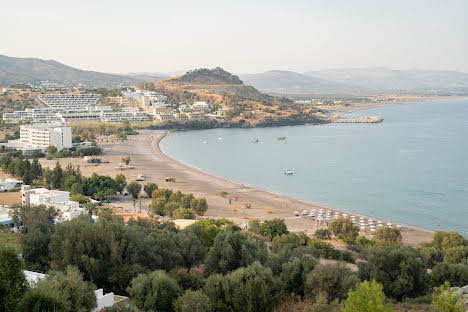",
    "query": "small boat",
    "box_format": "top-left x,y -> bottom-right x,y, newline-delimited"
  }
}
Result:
277,136 -> 286,140
202,141 -> 208,144
284,169 -> 294,175
218,137 -> 222,140
250,137 -> 259,143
